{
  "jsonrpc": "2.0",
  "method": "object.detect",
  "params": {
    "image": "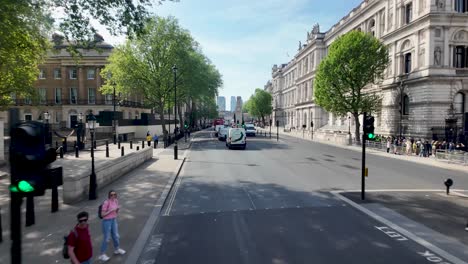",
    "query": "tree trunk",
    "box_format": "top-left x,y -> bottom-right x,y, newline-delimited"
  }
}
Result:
177,103 -> 183,131
261,115 -> 265,126
353,112 -> 360,144
159,111 -> 168,142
